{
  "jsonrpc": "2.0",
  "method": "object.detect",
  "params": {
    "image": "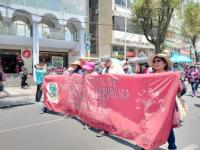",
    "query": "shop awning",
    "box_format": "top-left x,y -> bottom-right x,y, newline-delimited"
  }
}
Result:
128,56 -> 149,63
